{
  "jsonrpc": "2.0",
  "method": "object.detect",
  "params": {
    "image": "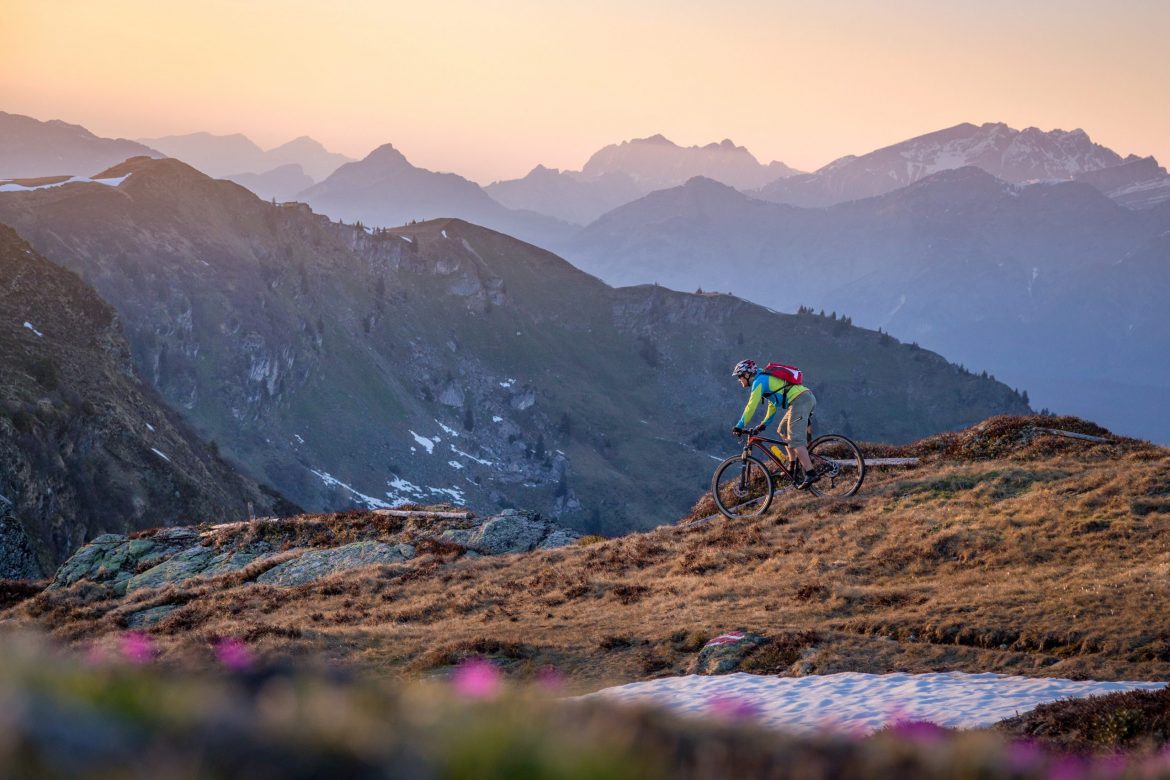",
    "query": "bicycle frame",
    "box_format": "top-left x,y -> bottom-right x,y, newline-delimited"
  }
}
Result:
741,434 -> 800,480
